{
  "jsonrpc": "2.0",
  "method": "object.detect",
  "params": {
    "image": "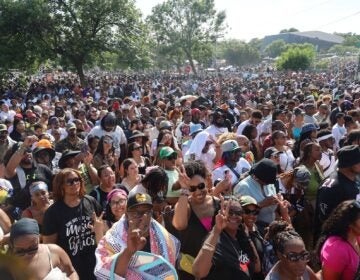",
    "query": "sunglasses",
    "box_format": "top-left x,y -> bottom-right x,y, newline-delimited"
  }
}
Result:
189,182 -> 206,192
283,251 -> 311,262
110,198 -> 127,207
14,246 -> 38,257
243,208 -> 260,216
66,177 -> 81,186
127,210 -> 153,219
228,209 -> 244,216
165,154 -> 178,160
103,139 -> 113,144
